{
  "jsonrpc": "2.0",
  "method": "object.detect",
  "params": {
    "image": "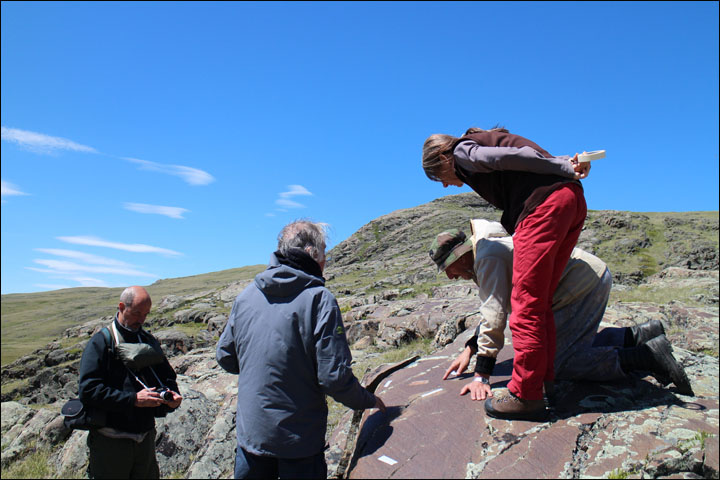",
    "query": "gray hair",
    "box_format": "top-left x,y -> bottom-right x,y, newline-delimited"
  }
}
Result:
119,287 -> 136,307
277,220 -> 328,264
